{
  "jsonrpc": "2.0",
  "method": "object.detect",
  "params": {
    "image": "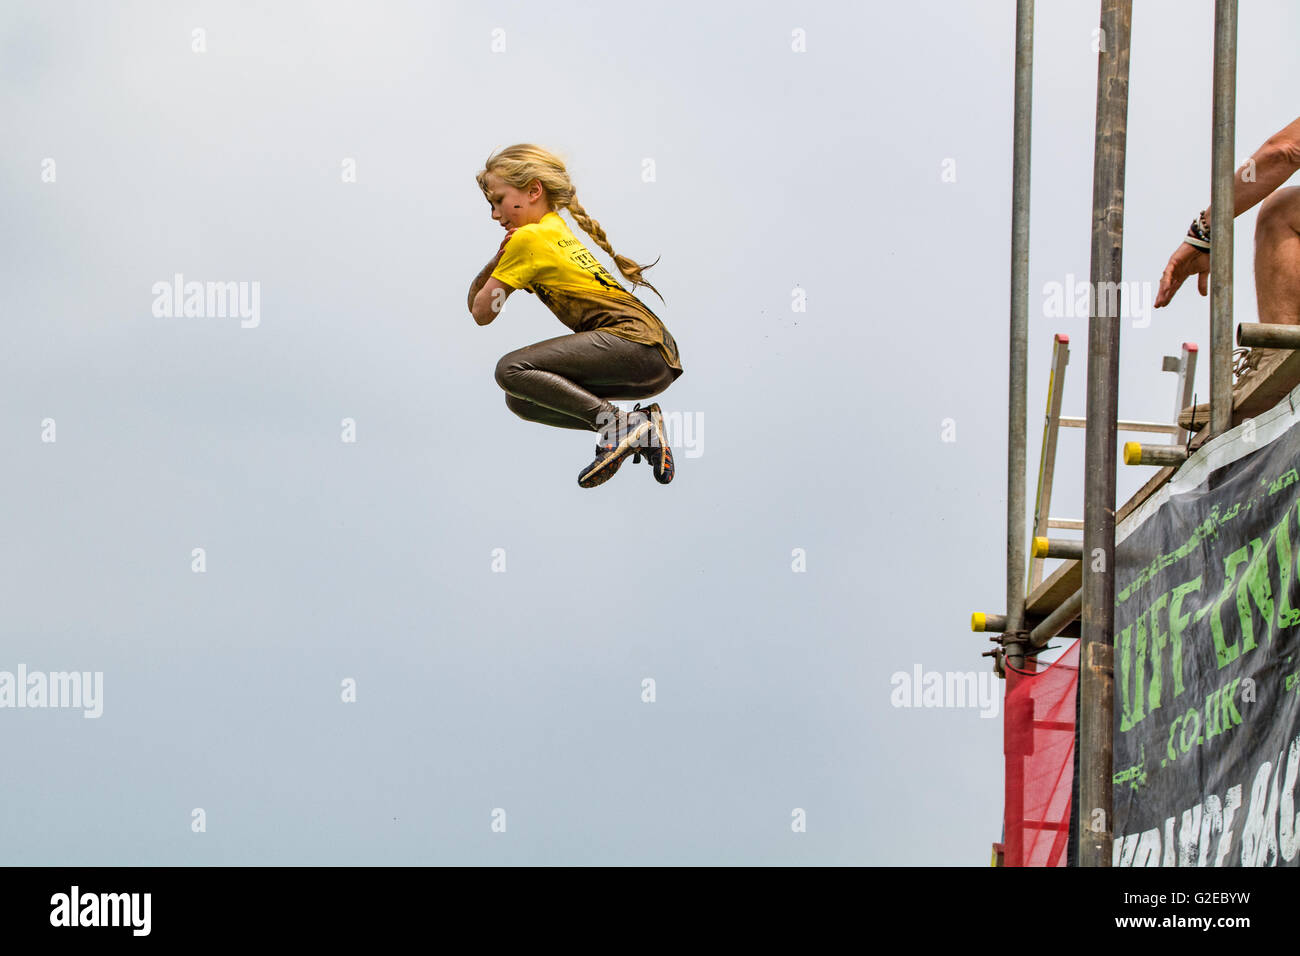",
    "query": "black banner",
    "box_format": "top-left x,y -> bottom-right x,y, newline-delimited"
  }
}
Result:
1113,412 -> 1300,865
